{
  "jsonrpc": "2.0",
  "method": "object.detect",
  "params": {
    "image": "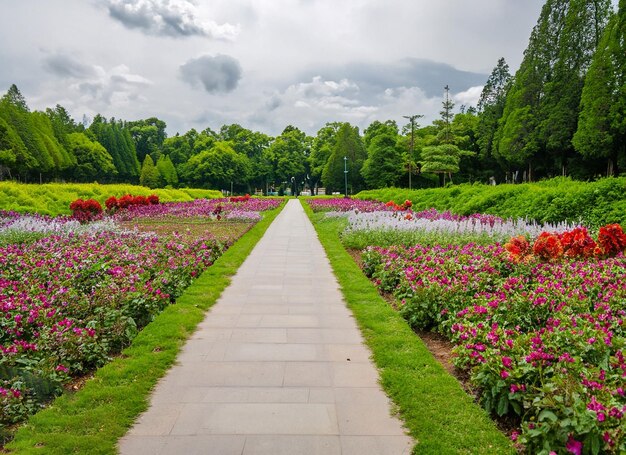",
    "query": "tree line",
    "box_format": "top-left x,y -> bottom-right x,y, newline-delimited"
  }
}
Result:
0,0 -> 625,193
